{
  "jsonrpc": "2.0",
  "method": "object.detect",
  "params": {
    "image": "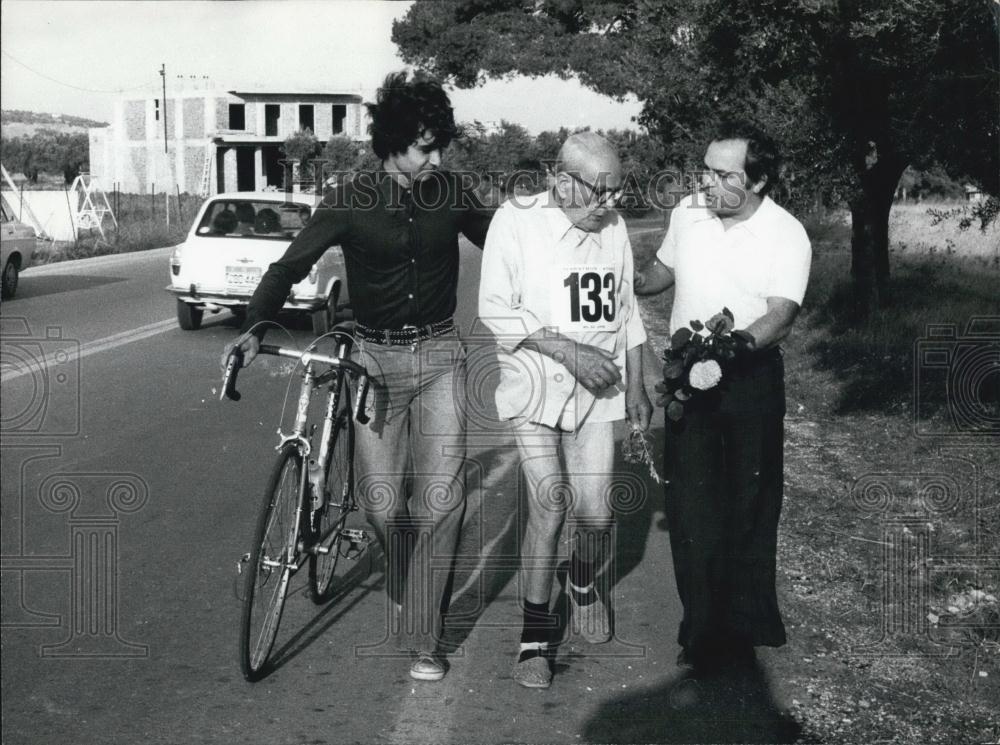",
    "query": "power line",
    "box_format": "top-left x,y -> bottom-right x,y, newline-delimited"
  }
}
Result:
1,48 -> 157,94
